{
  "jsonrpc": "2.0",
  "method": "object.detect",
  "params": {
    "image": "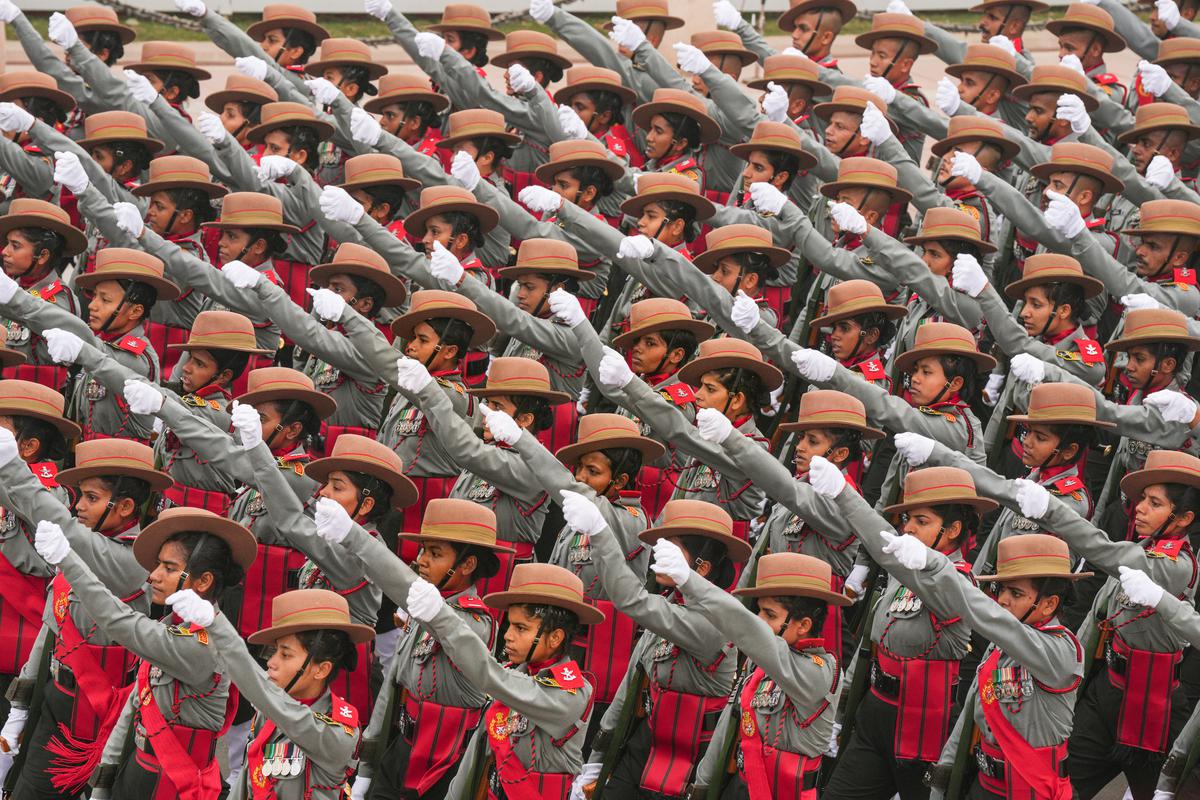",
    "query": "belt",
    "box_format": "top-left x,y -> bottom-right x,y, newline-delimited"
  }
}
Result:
974,746 -> 1068,780
49,658 -> 77,691
733,748 -> 821,788
134,728 -> 218,762
638,688 -> 723,729
870,660 -> 900,698
1105,640 -> 1182,681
